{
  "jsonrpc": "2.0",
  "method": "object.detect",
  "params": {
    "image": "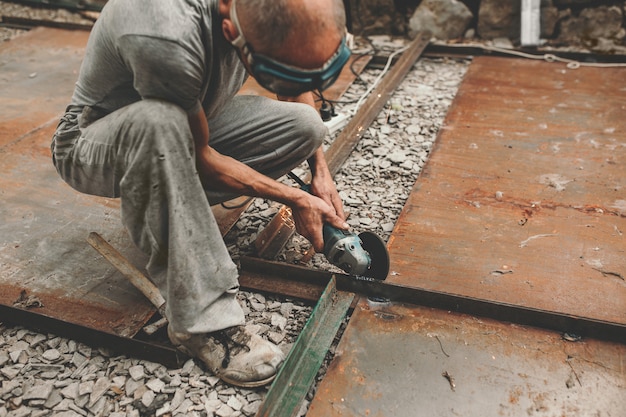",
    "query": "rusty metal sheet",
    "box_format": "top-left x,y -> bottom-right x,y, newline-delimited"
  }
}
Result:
386,56 -> 626,327
0,28 -> 157,337
0,124 -> 156,337
0,27 -> 89,145
308,300 -> 626,417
